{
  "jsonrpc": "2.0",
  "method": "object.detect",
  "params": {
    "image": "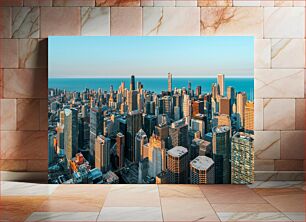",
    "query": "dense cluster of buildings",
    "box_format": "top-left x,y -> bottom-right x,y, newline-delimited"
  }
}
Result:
48,73 -> 254,184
